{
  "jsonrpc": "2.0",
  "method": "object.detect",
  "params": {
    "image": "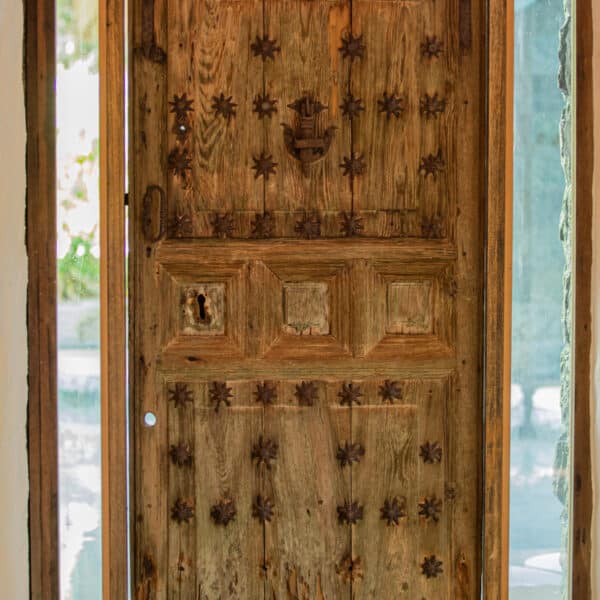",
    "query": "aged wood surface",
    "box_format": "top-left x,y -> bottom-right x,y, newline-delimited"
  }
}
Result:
25,0 -> 59,598
130,0 -> 488,597
572,0 -> 593,595
483,0 -> 513,598
99,0 -> 128,596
